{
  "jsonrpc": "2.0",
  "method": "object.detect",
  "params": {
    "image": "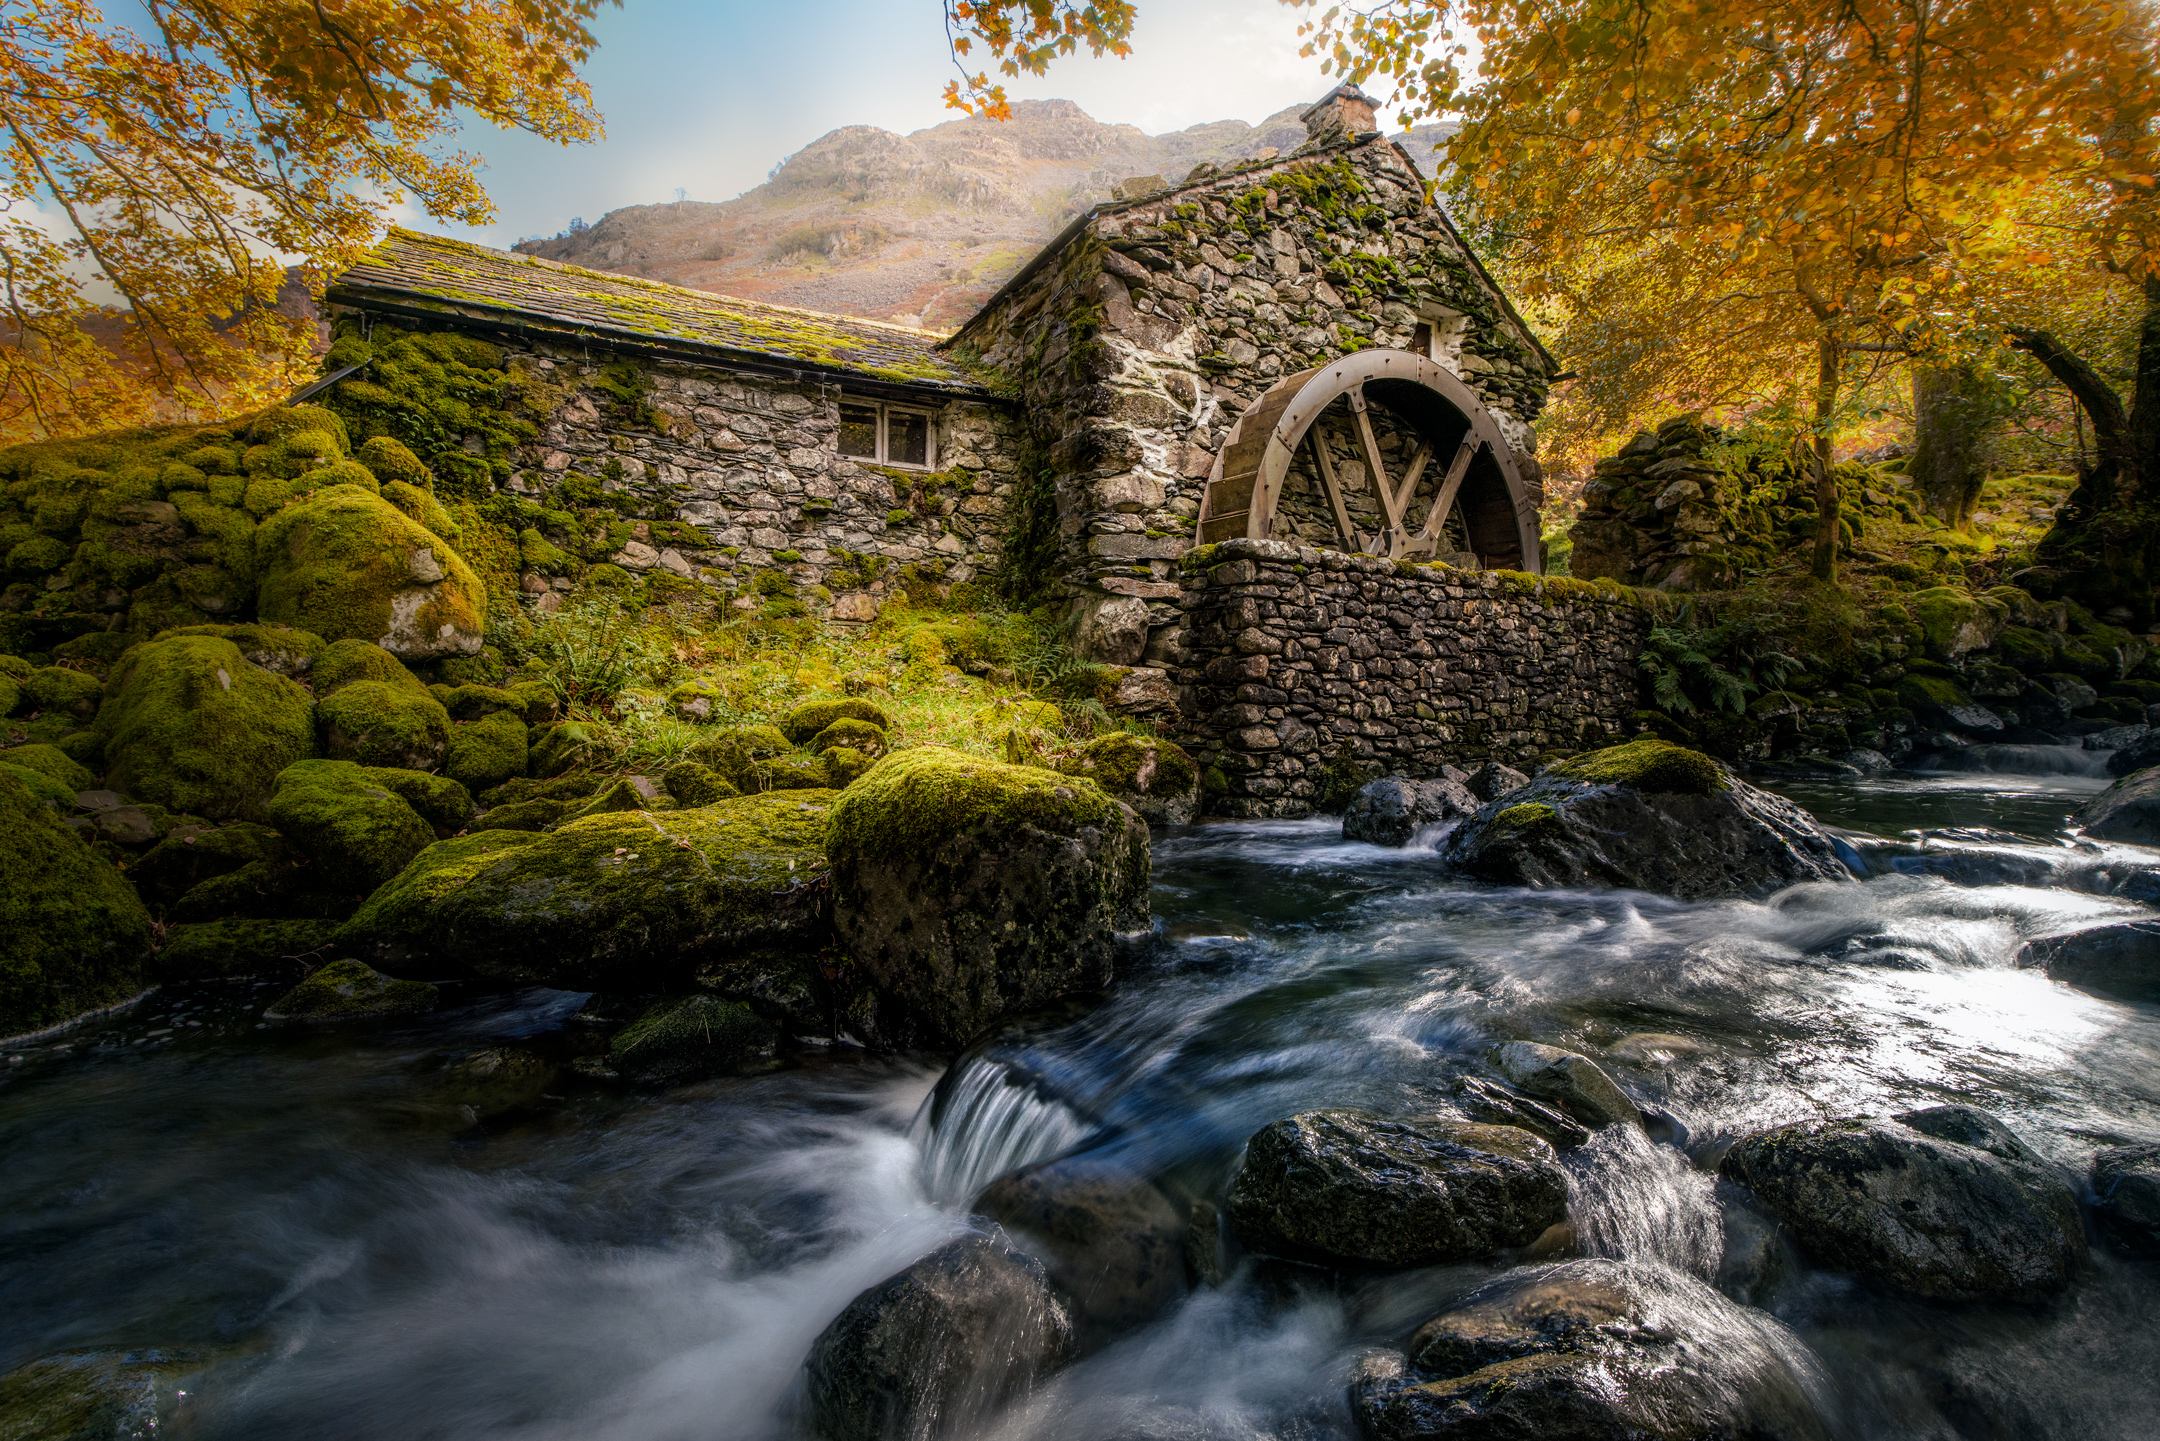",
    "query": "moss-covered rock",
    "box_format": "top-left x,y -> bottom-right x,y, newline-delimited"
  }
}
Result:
1550,738 -> 1725,793
1908,586 -> 2007,660
780,696 -> 890,743
267,760 -> 438,892
807,717 -> 888,757
316,679 -> 452,771
662,759 -> 738,806
827,747 -> 1149,1050
668,677 -> 726,722
262,958 -> 438,1025
25,665 -> 104,719
361,766 -> 474,834
478,772 -> 606,808
444,683 -> 522,720
607,994 -> 780,1084
505,678 -> 559,725
153,917 -> 338,982
437,645 -> 508,688
571,776 -> 650,818
530,719 -> 604,778
0,672 -> 19,718
0,741 -> 94,793
0,759 -> 77,810
254,484 -> 485,658
314,637 -> 424,695
131,821 -> 289,910
1060,732 -> 1202,824
1994,625 -> 2059,675
821,747 -> 876,789
1895,673 -> 2003,733
471,794 -> 576,833
355,434 -> 433,489
94,635 -> 317,822
156,622 -> 324,677
0,770 -> 152,1037
446,708 -> 529,794
337,791 -> 838,989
